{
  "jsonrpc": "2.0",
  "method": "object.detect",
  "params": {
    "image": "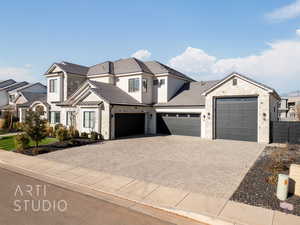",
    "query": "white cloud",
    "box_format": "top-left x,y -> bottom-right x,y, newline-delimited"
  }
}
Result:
168,40 -> 300,92
131,49 -> 151,60
265,0 -> 300,22
0,66 -> 37,82
296,29 -> 300,36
